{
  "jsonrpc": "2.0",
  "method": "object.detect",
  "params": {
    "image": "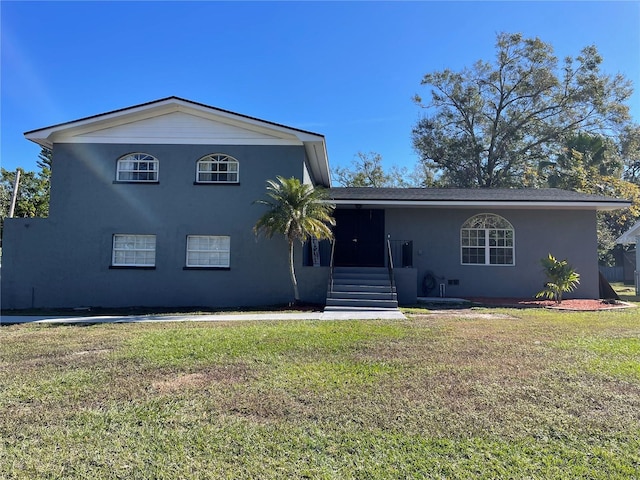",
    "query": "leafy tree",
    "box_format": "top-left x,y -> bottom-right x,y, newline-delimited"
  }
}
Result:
37,147 -> 52,171
620,124 -> 640,183
333,152 -> 388,187
539,133 -> 640,263
0,148 -> 51,242
412,32 -> 632,187
332,151 -> 424,188
0,167 -> 50,217
535,253 -> 581,304
541,133 -> 622,191
595,176 -> 640,263
253,176 -> 335,304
